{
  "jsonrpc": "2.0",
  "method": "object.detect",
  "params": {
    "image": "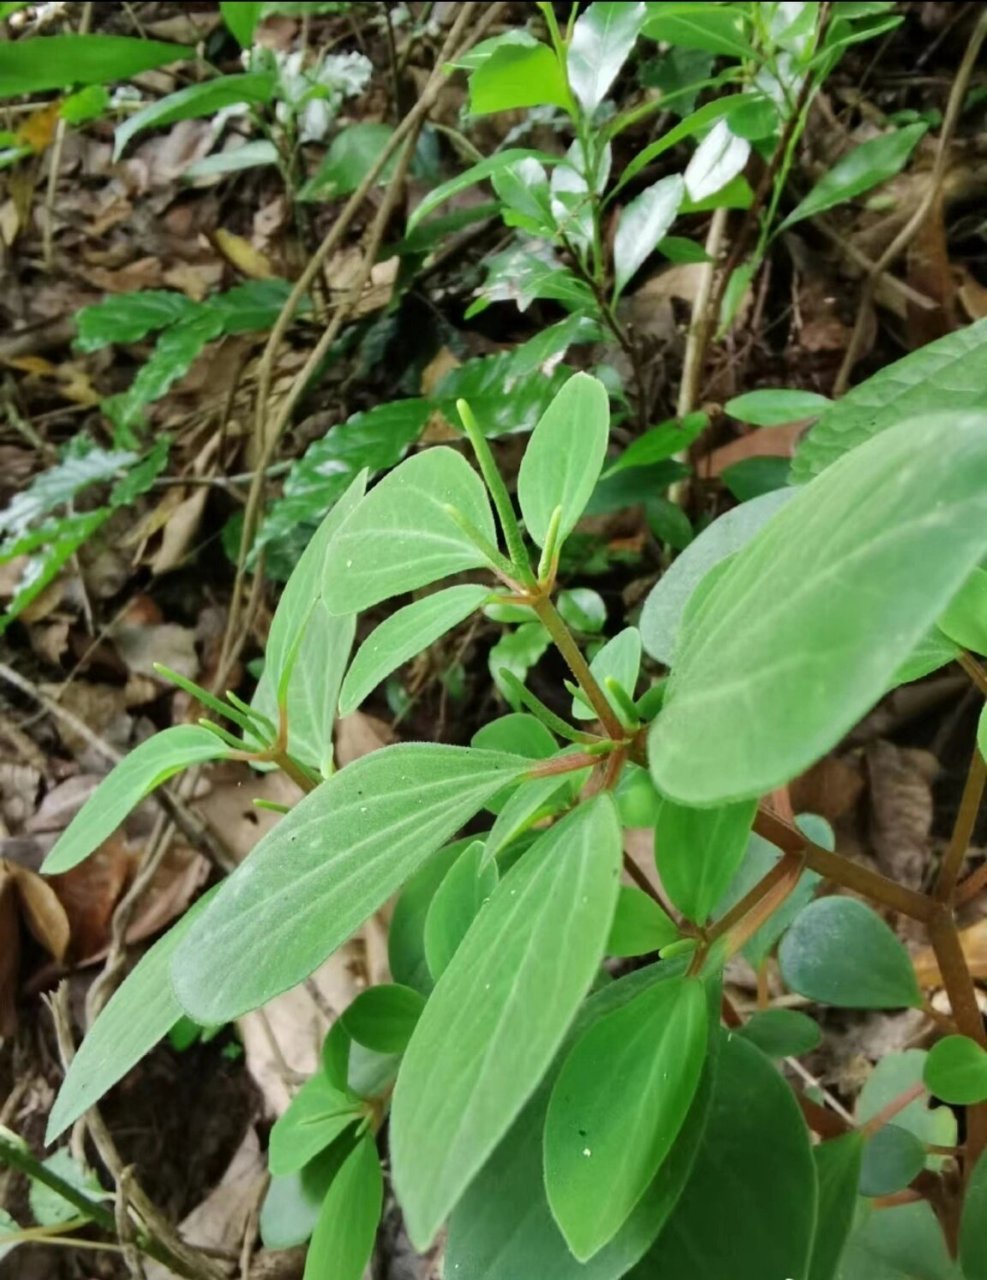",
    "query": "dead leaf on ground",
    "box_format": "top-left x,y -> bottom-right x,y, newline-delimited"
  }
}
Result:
865,740 -> 937,890
194,765 -> 303,865
149,487 -> 209,575
915,919 -> 987,989
213,228 -> 275,280
111,618 -> 199,682
335,711 -> 396,767
790,753 -> 865,827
